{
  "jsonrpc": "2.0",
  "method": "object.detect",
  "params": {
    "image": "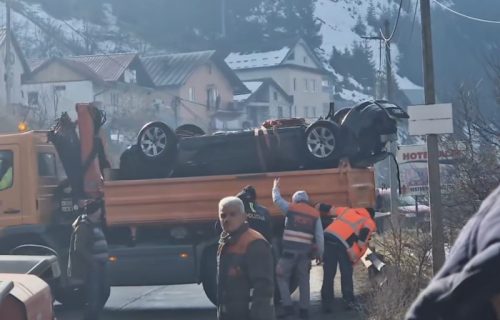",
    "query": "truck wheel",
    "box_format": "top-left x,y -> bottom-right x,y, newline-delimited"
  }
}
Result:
55,286 -> 86,308
201,245 -> 218,305
304,120 -> 341,166
137,121 -> 178,163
